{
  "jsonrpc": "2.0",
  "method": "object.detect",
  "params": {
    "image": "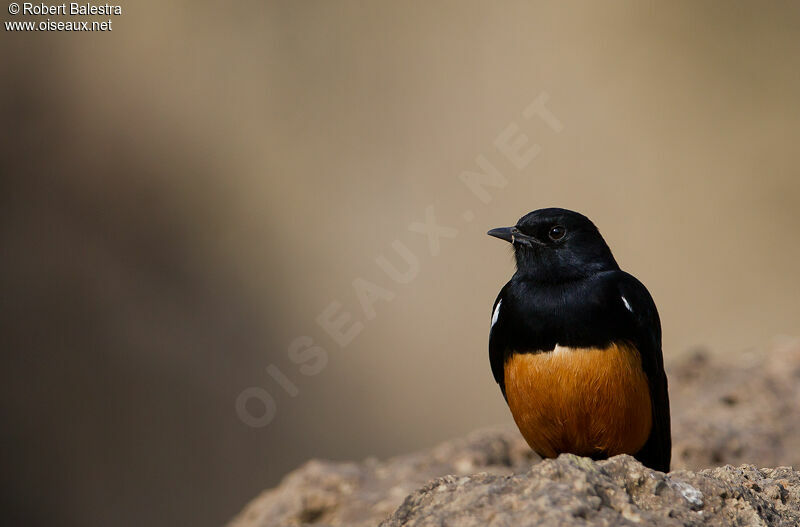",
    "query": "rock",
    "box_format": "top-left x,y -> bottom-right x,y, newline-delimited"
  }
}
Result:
228,337 -> 800,526
227,428 -> 536,527
671,336 -> 800,470
381,455 -> 800,526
